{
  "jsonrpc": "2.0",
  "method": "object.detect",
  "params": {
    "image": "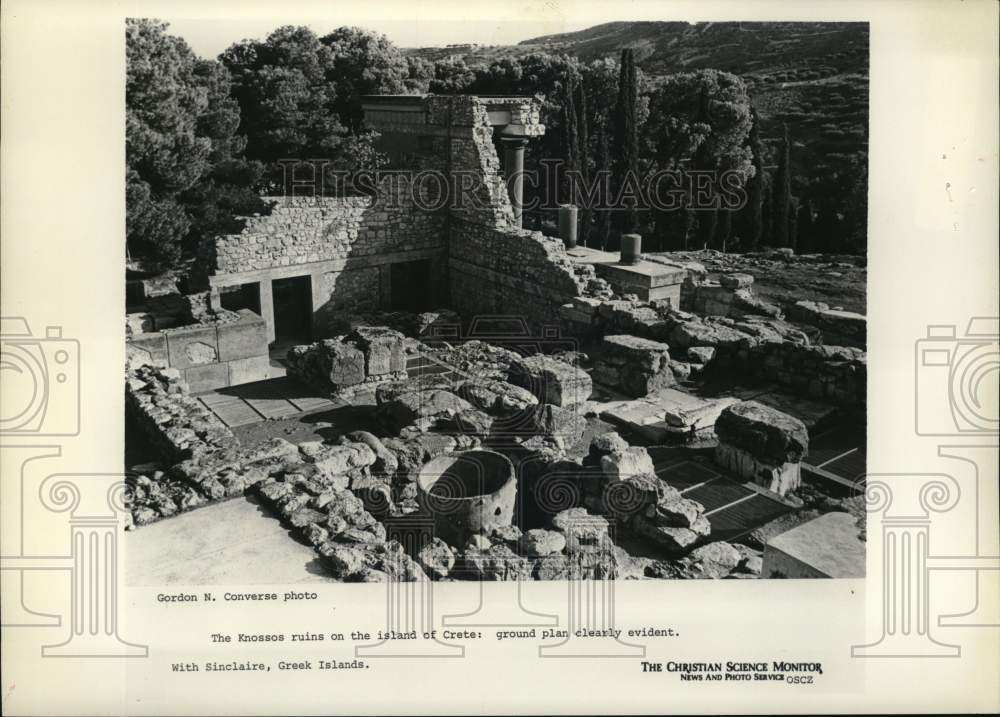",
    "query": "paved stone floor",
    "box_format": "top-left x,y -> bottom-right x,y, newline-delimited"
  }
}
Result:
126,495 -> 330,586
